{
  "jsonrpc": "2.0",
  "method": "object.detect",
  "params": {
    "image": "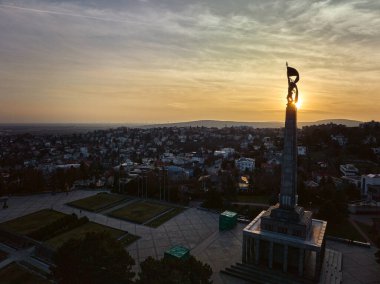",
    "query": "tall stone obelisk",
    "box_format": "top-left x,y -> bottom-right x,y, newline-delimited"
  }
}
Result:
261,64 -> 312,229
279,102 -> 298,209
